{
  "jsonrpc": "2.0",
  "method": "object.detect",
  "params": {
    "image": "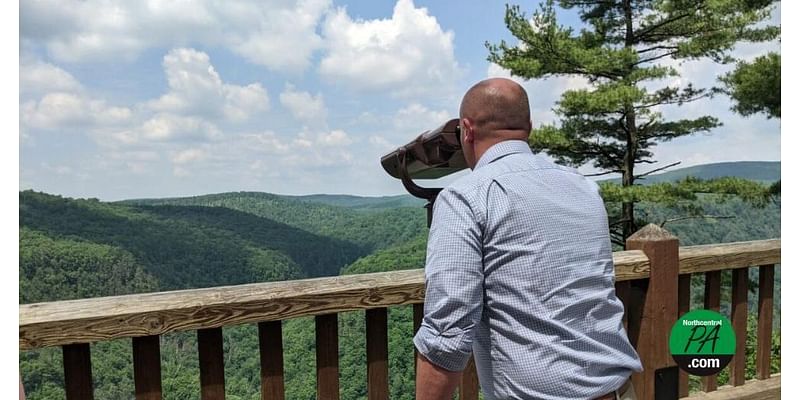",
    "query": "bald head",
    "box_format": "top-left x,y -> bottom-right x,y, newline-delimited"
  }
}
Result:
459,78 -> 532,137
